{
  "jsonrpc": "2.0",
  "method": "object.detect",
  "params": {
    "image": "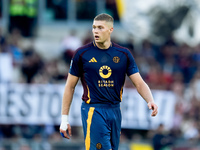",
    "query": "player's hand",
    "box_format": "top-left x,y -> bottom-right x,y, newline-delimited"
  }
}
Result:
60,123 -> 72,139
147,102 -> 158,117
